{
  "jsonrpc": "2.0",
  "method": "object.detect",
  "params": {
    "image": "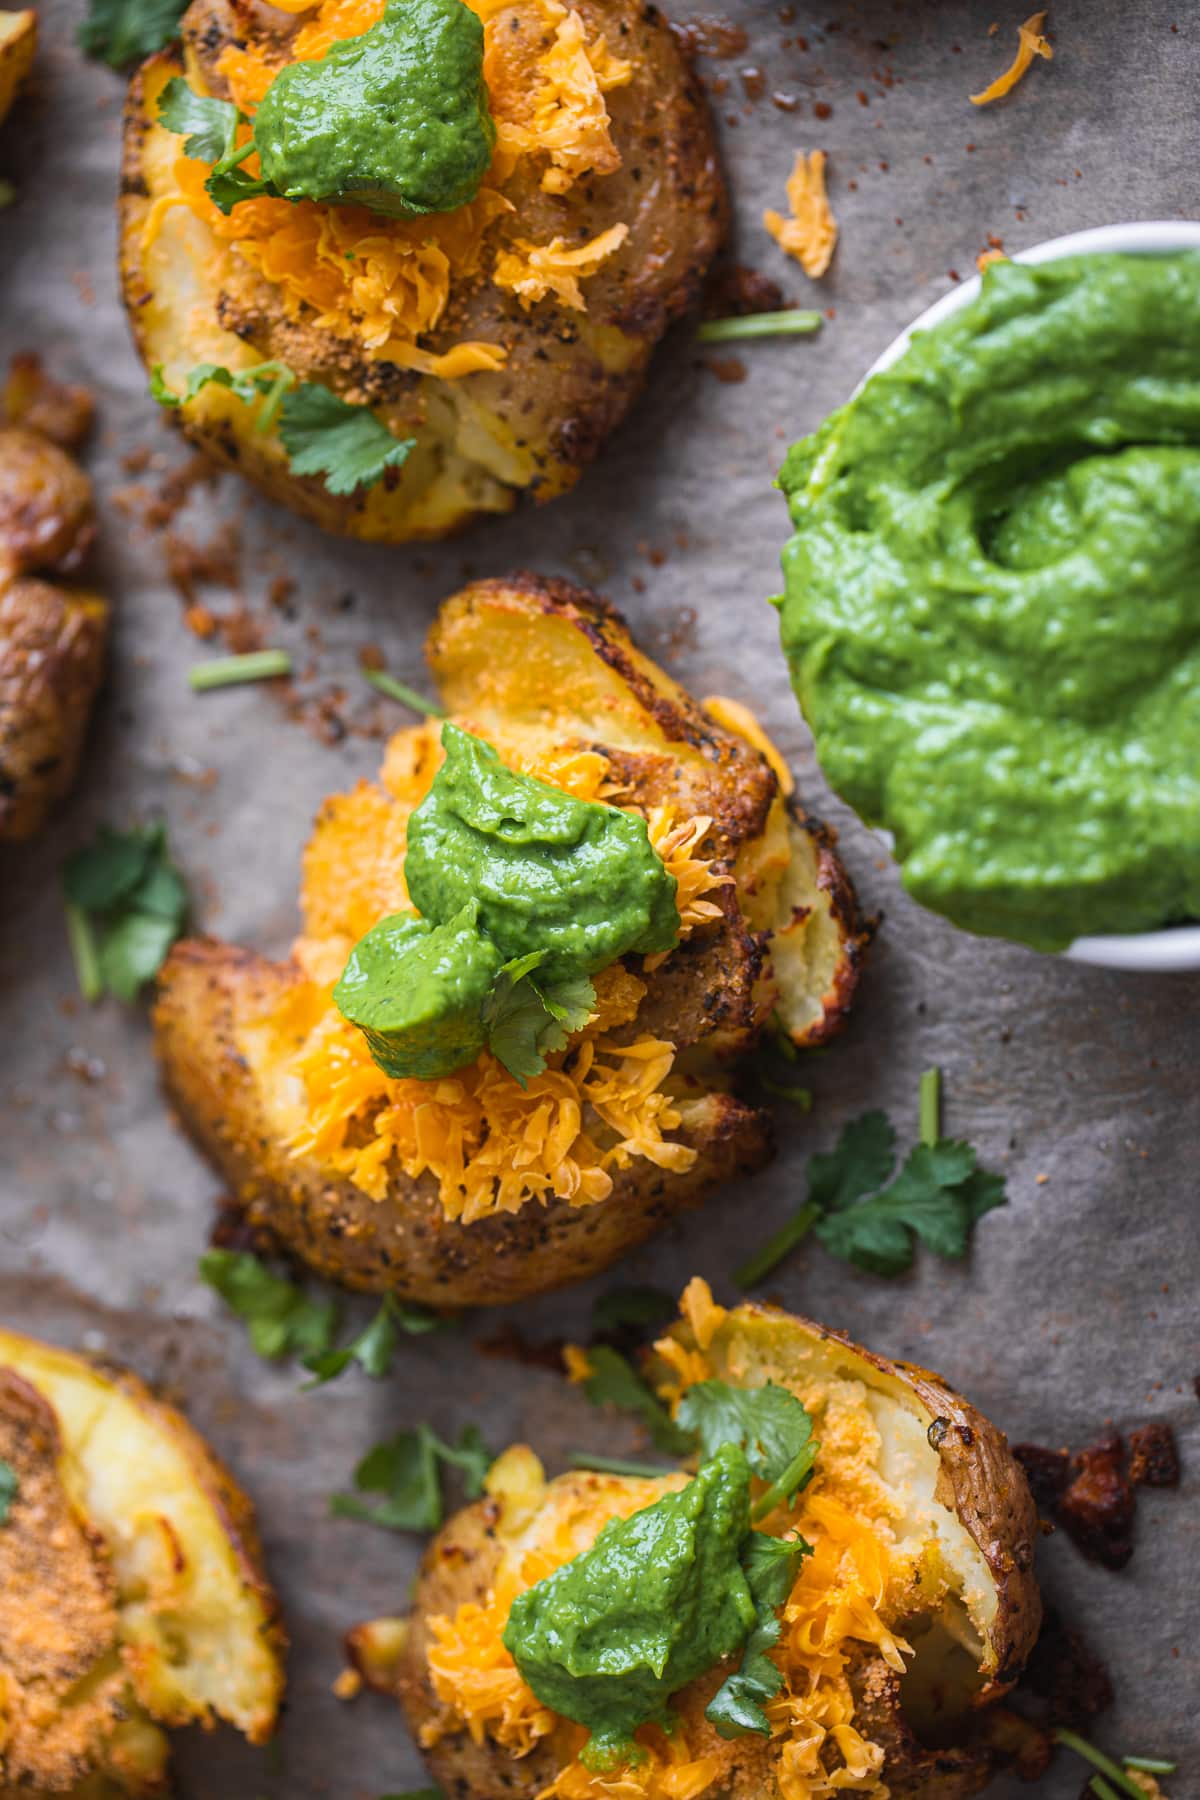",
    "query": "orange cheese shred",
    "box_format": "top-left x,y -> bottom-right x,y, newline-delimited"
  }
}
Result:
494,223 -> 629,311
970,11 -> 1053,106
764,150 -> 838,279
